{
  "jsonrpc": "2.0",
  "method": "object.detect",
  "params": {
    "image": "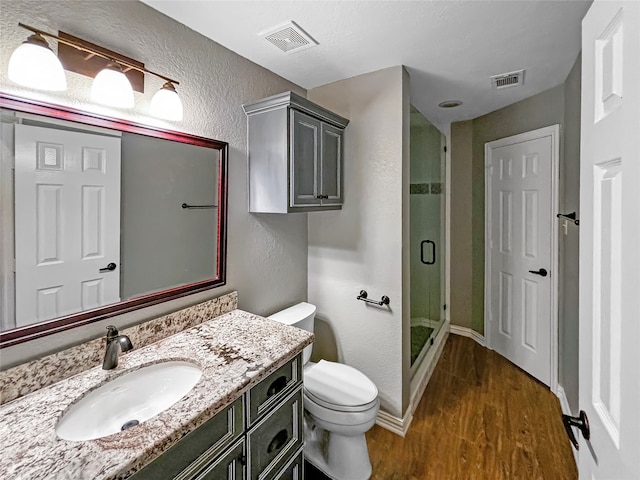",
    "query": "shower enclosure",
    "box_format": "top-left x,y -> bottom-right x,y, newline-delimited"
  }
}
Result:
409,107 -> 446,374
